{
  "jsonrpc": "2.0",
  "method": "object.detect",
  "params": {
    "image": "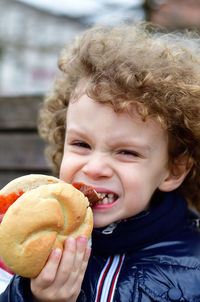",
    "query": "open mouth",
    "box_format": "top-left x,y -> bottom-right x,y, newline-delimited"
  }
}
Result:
96,193 -> 118,205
